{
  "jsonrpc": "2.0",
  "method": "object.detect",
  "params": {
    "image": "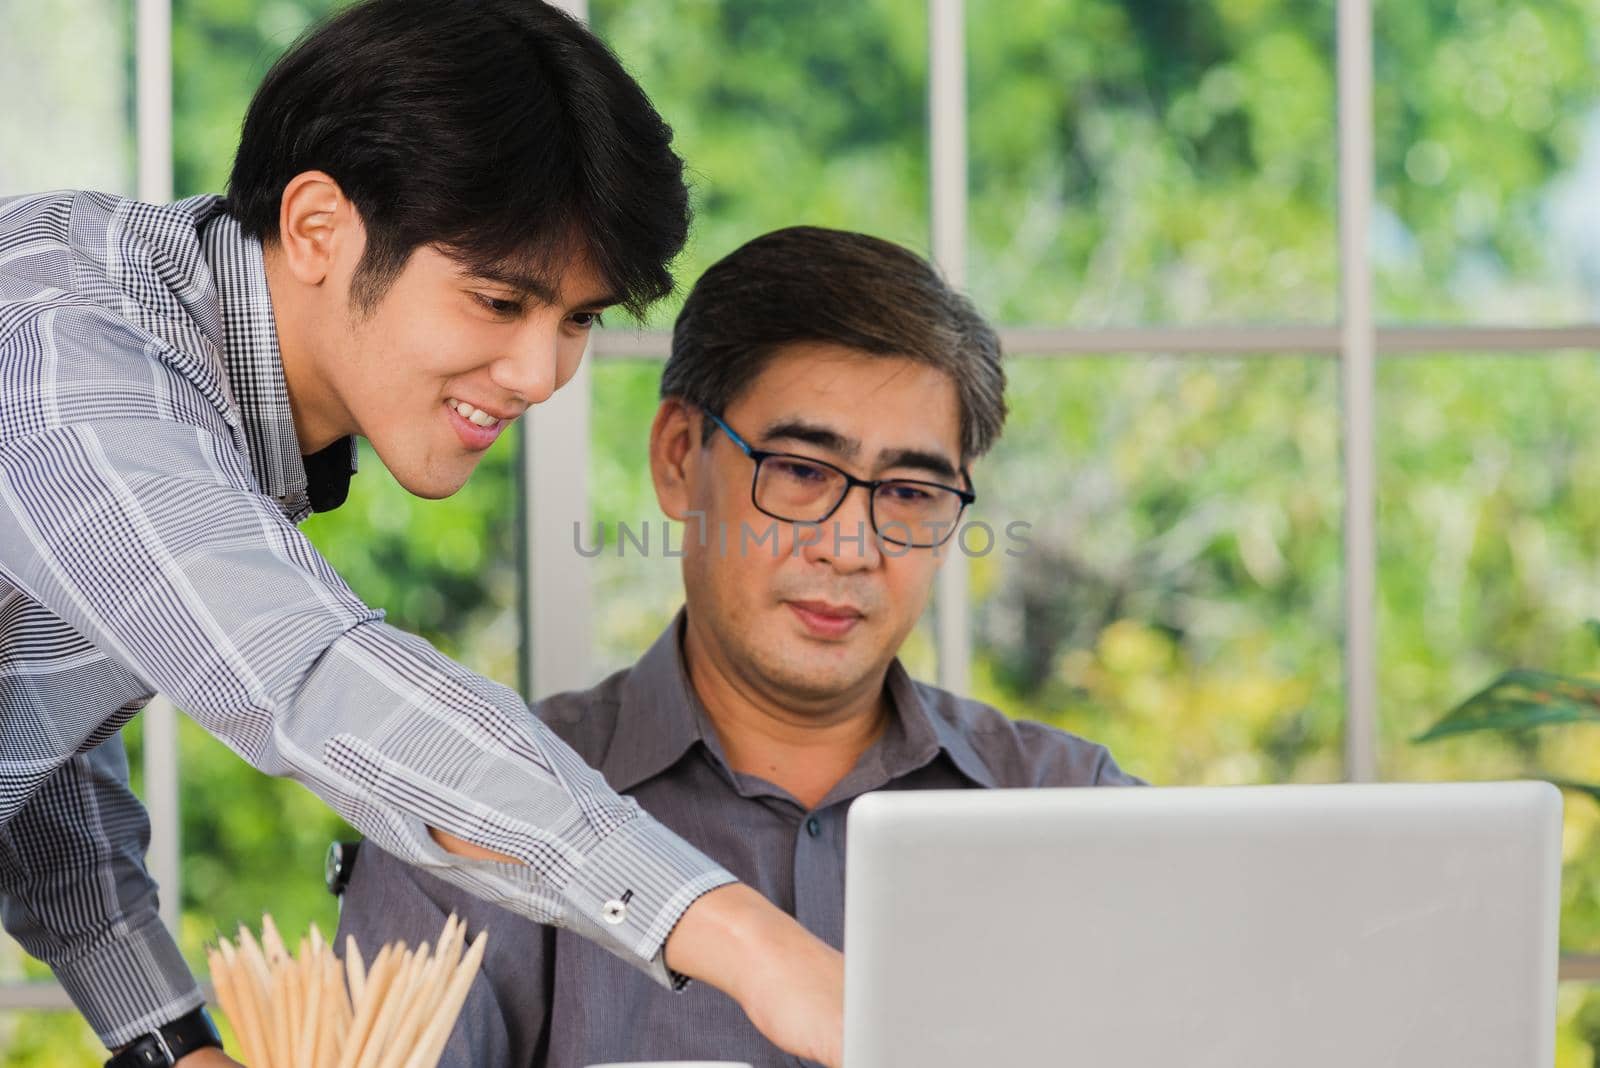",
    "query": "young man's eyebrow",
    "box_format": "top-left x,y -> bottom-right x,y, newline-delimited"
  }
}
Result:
470,266 -> 559,304
469,267 -> 622,310
760,419 -> 961,483
572,289 -> 625,310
